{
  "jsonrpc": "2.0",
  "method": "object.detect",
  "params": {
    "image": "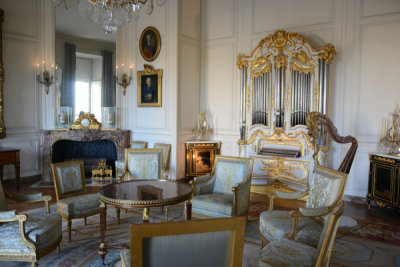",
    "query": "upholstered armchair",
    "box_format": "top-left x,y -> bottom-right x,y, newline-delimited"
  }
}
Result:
191,156 -> 253,217
259,165 -> 348,249
0,181 -> 62,267
118,148 -> 164,181
153,143 -> 171,179
115,141 -> 148,177
259,201 -> 345,267
120,217 -> 246,267
52,160 -> 99,242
